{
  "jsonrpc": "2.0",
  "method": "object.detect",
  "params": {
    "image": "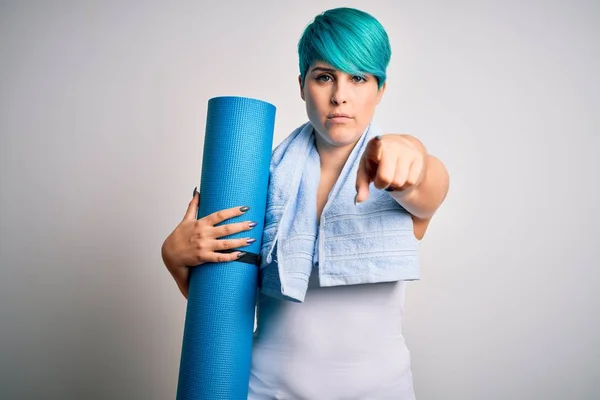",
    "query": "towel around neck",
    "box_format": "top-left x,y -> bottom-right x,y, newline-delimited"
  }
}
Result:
258,121 -> 420,302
